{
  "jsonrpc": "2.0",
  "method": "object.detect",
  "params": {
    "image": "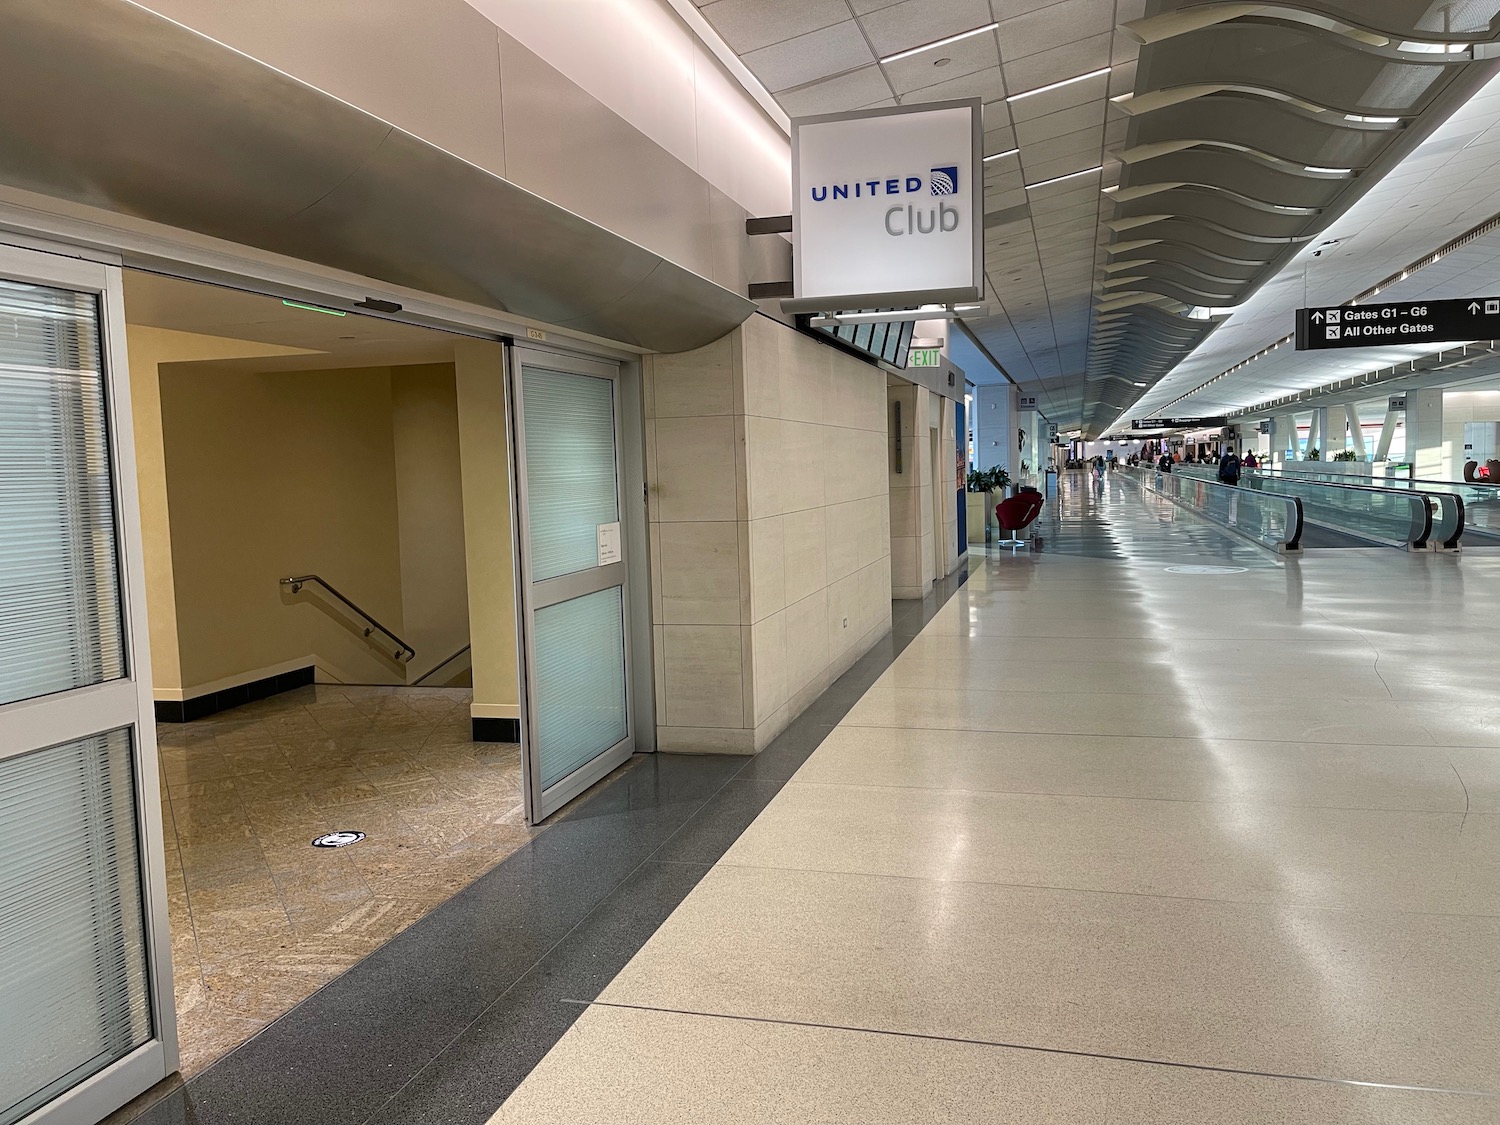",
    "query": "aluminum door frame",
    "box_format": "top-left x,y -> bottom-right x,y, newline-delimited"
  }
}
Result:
0,242 -> 178,1125
506,343 -> 636,823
